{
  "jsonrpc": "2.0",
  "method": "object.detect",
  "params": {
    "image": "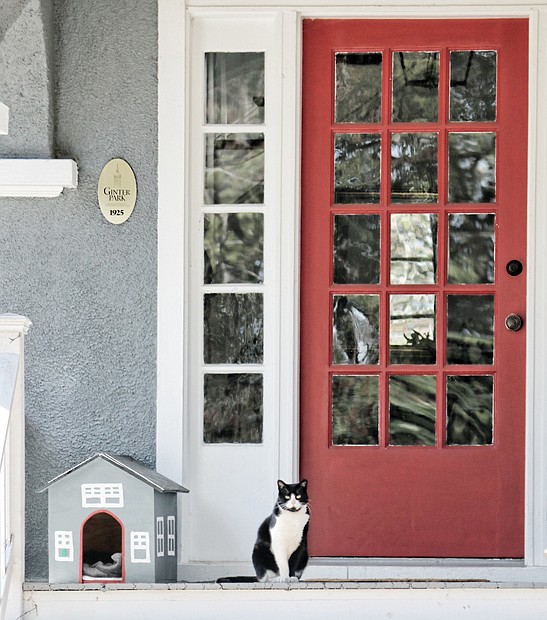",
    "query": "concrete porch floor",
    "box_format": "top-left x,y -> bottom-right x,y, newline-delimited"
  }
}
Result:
23,580 -> 547,620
